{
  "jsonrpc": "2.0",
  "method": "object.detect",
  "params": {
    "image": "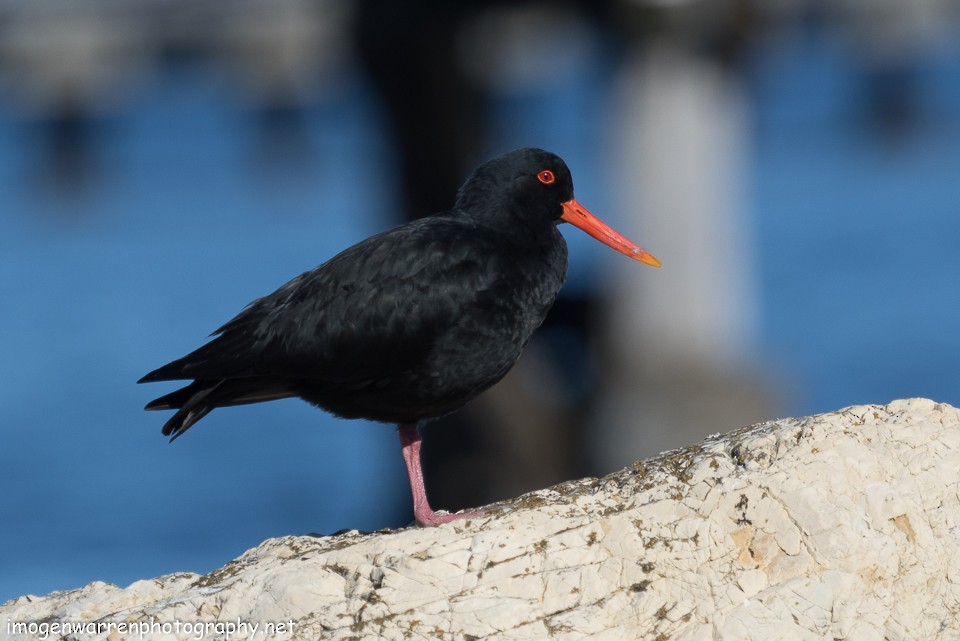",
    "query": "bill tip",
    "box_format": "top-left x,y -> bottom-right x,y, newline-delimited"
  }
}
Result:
633,248 -> 662,268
